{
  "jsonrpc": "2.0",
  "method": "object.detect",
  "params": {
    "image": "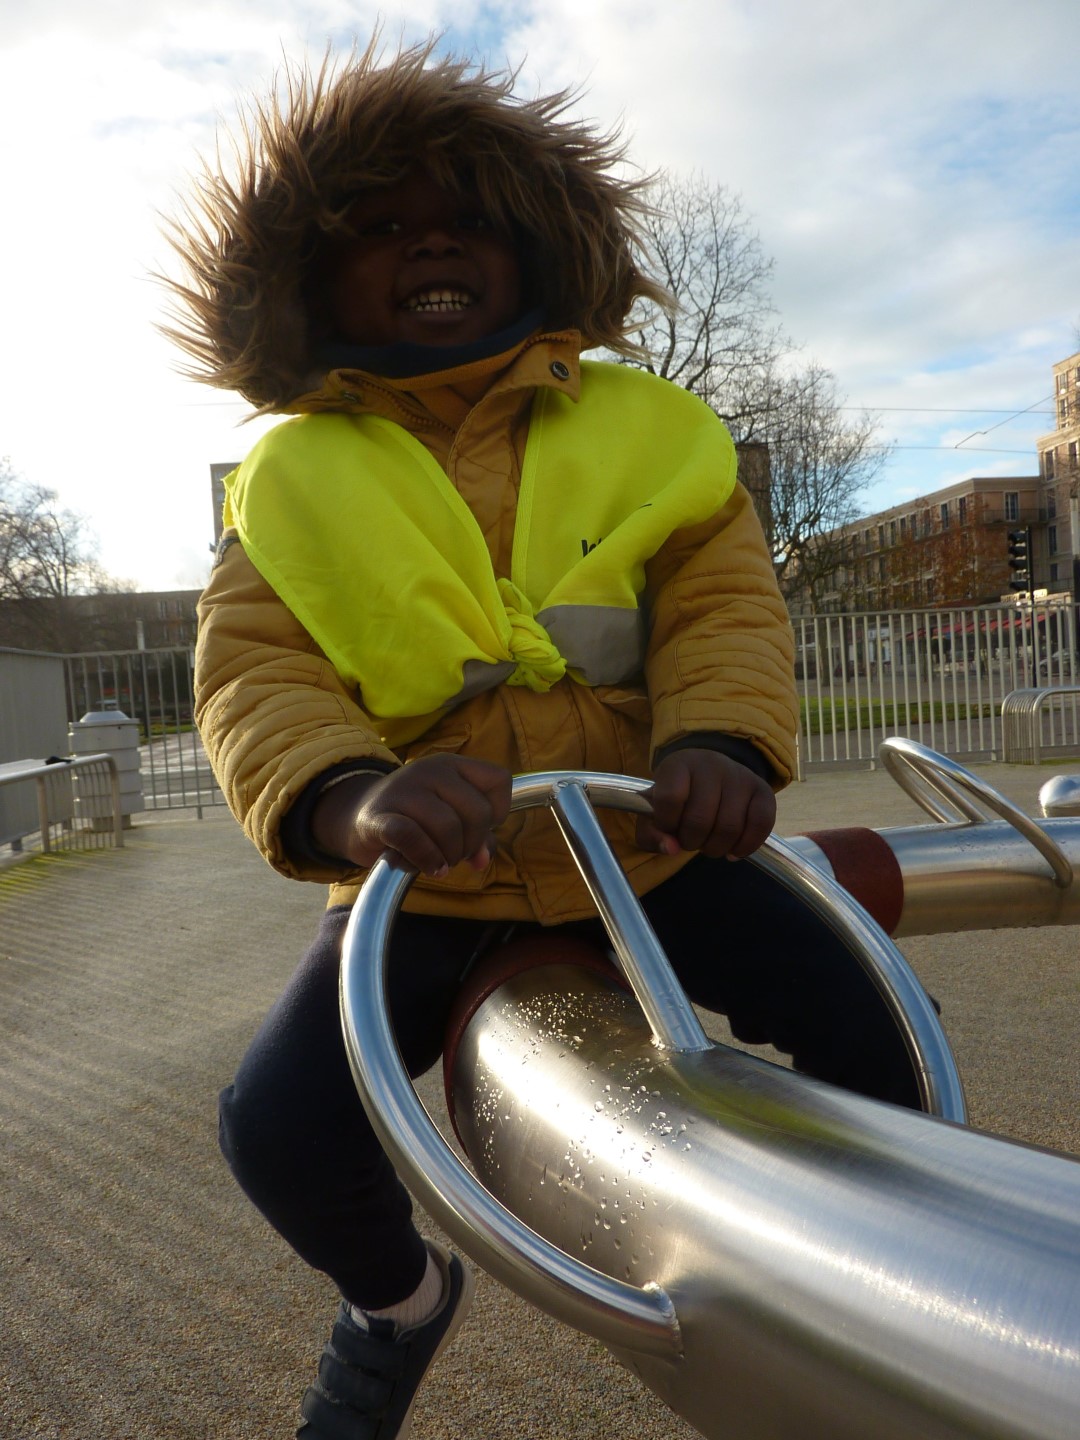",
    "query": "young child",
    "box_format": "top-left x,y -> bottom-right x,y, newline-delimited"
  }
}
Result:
166,38 -> 919,1439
